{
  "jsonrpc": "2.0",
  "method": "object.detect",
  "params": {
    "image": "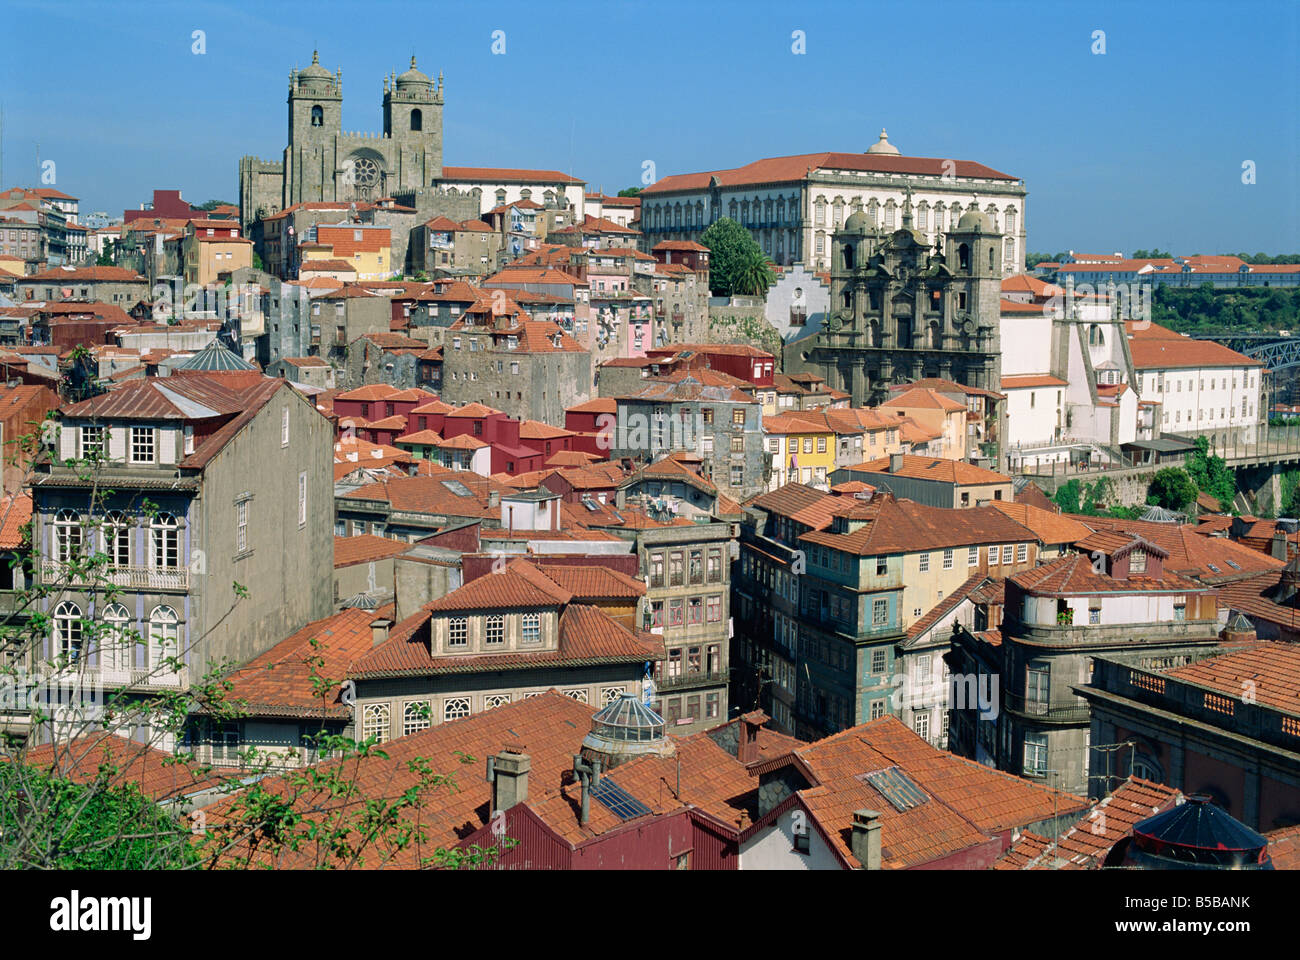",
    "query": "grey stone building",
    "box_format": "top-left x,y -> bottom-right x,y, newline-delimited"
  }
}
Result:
947,534 -> 1222,798
28,373 -> 335,746
612,373 -> 768,499
309,286 -> 392,362
239,52 -> 445,230
15,265 -> 149,308
342,332 -> 428,390
440,316 -> 592,425
785,201 -> 1004,407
